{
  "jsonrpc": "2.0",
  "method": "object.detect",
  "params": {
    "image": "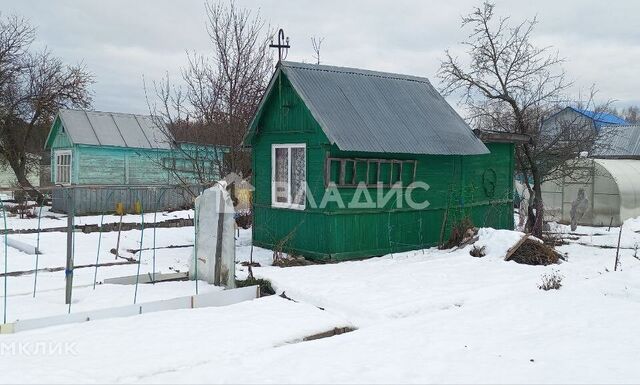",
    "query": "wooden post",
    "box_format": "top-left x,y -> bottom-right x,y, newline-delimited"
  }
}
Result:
213,193 -> 225,286
65,188 -> 74,305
